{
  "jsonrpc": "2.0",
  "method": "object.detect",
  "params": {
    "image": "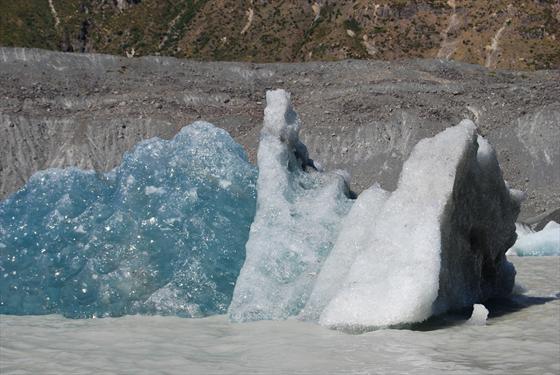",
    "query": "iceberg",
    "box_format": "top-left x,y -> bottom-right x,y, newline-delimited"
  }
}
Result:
227,91 -> 519,329
316,122 -> 520,330
0,122 -> 256,318
1,89 -> 523,330
228,90 -> 353,322
508,221 -> 560,256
